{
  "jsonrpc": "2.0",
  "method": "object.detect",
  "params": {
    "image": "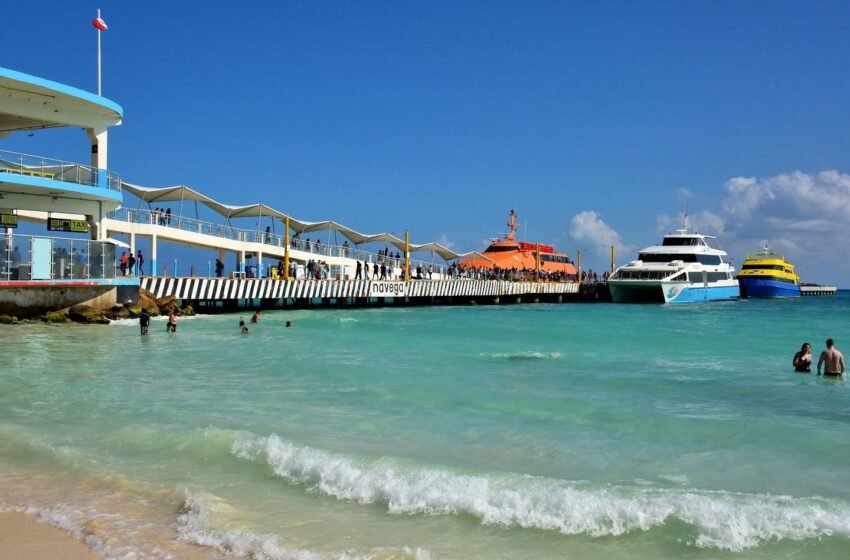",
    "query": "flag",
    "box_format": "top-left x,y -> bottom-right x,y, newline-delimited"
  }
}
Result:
92,17 -> 108,31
